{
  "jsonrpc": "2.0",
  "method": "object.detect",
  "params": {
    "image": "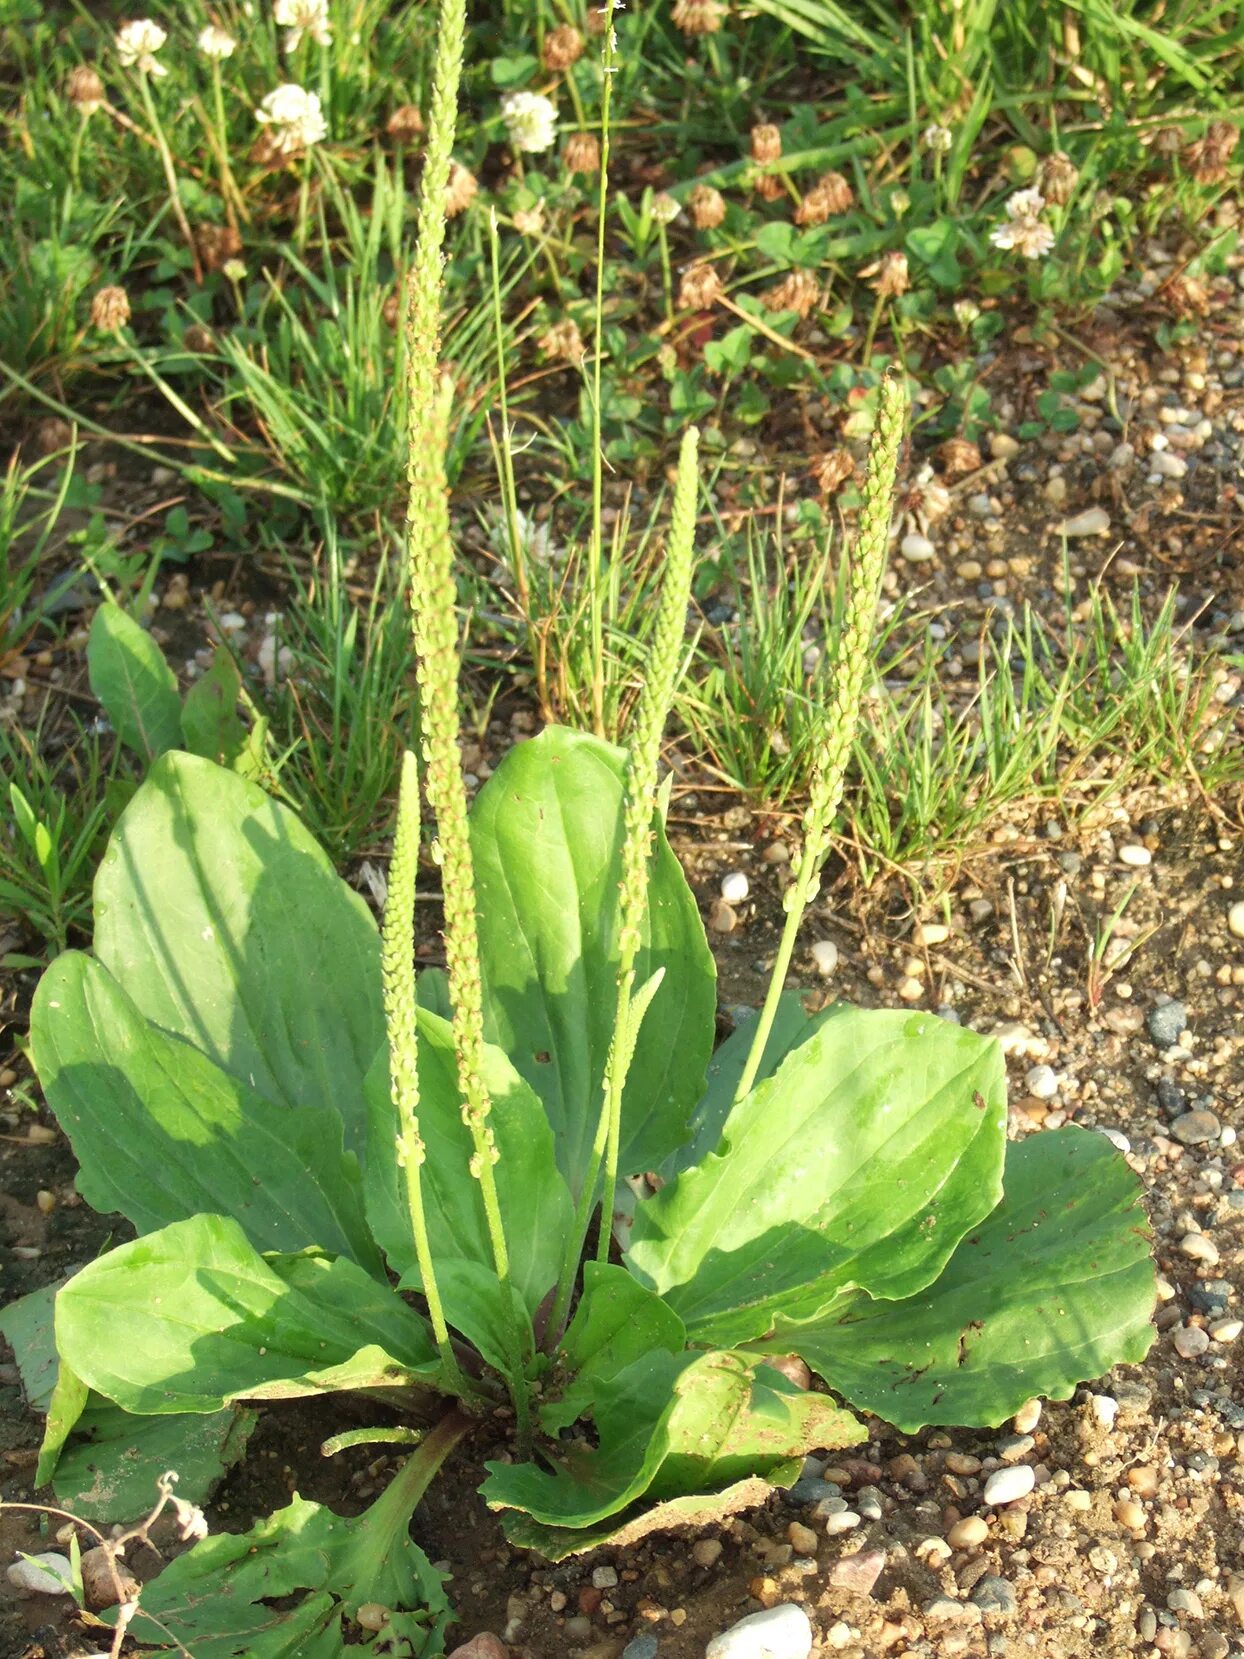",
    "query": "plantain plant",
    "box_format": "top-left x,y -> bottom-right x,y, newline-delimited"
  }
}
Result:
0,0 -> 1156,1650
